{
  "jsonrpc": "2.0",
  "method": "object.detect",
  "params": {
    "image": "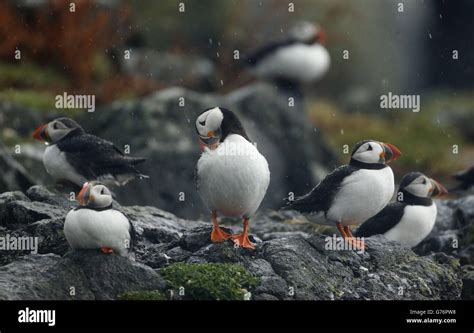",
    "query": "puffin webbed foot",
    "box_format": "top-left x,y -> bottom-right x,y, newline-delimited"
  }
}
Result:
211,226 -> 232,242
